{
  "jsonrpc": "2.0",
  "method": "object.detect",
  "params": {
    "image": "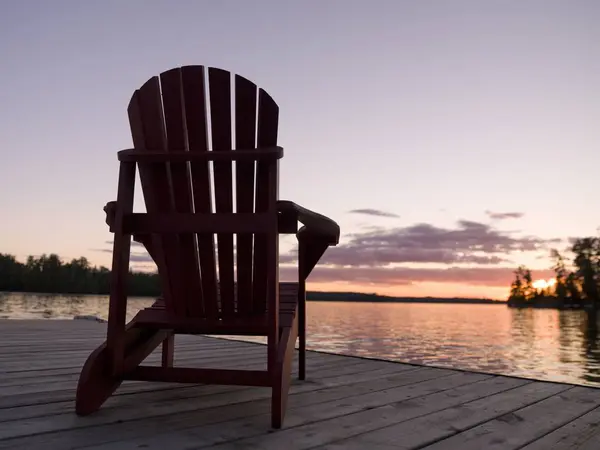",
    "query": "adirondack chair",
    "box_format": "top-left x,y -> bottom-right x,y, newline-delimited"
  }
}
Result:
75,65 -> 340,428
